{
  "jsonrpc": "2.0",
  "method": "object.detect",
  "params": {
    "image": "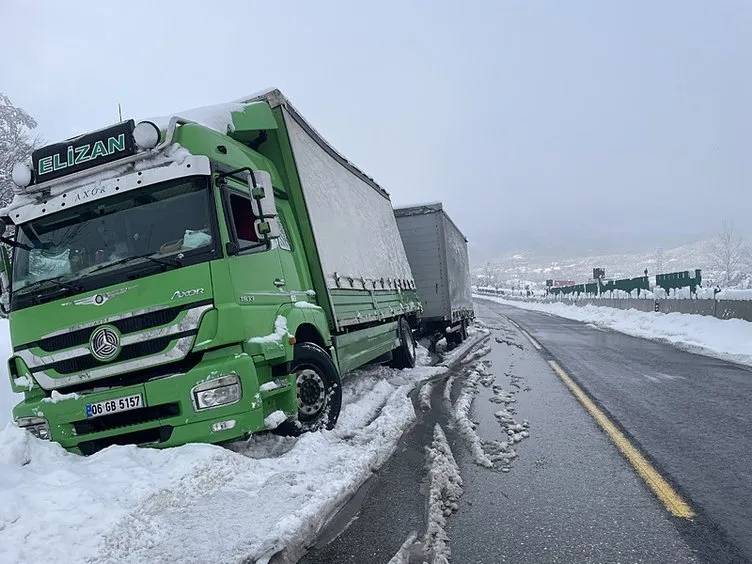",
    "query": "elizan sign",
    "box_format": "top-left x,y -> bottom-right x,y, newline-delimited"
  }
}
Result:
32,120 -> 136,183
